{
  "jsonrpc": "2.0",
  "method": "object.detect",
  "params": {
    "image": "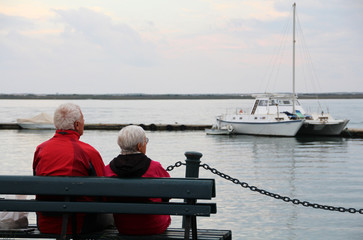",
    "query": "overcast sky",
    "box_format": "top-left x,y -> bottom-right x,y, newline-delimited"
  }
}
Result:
1,0 -> 362,94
